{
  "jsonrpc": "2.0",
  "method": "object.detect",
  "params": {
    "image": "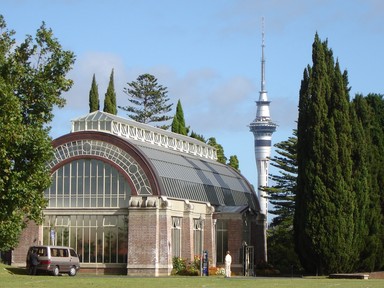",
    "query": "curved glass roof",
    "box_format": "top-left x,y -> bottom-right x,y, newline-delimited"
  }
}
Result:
135,141 -> 259,211
70,111 -> 260,212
